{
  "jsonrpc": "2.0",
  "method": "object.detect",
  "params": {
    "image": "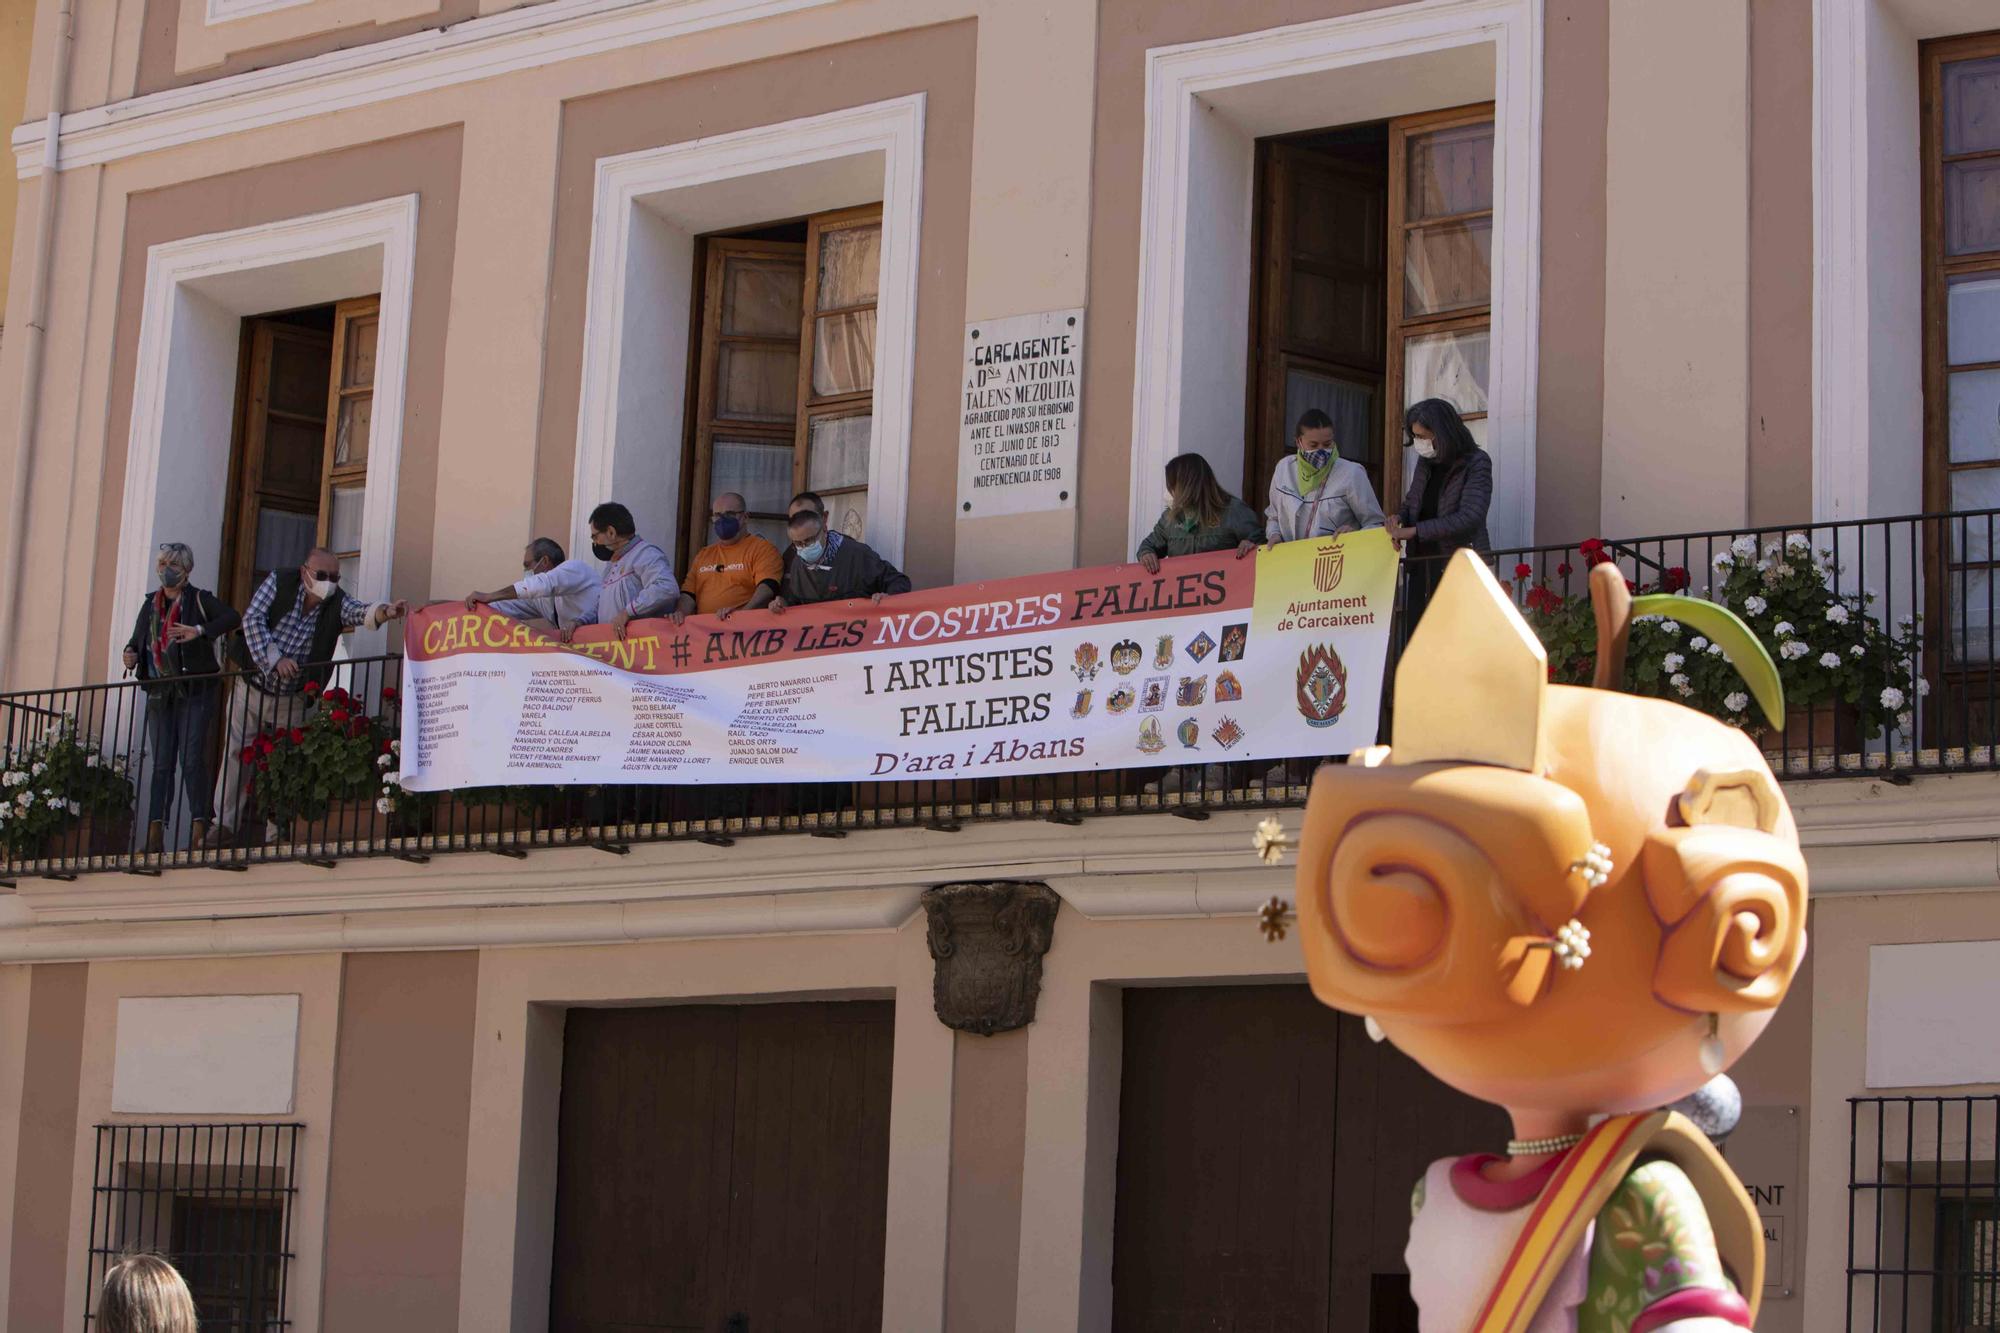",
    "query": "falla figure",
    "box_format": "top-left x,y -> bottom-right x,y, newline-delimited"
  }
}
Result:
1258,550 -> 1805,1332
